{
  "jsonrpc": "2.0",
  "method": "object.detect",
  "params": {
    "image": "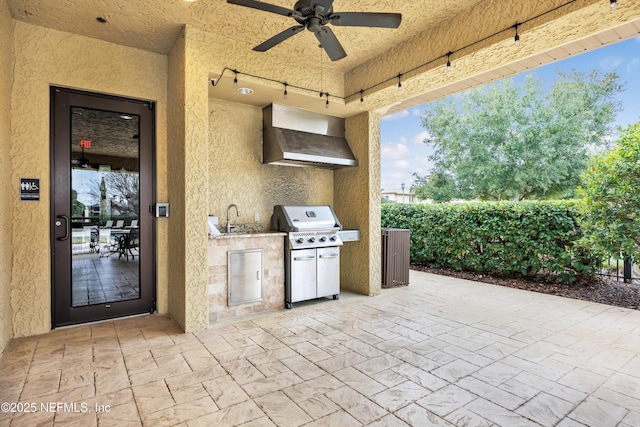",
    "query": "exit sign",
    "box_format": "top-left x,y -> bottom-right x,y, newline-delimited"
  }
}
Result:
80,139 -> 91,148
